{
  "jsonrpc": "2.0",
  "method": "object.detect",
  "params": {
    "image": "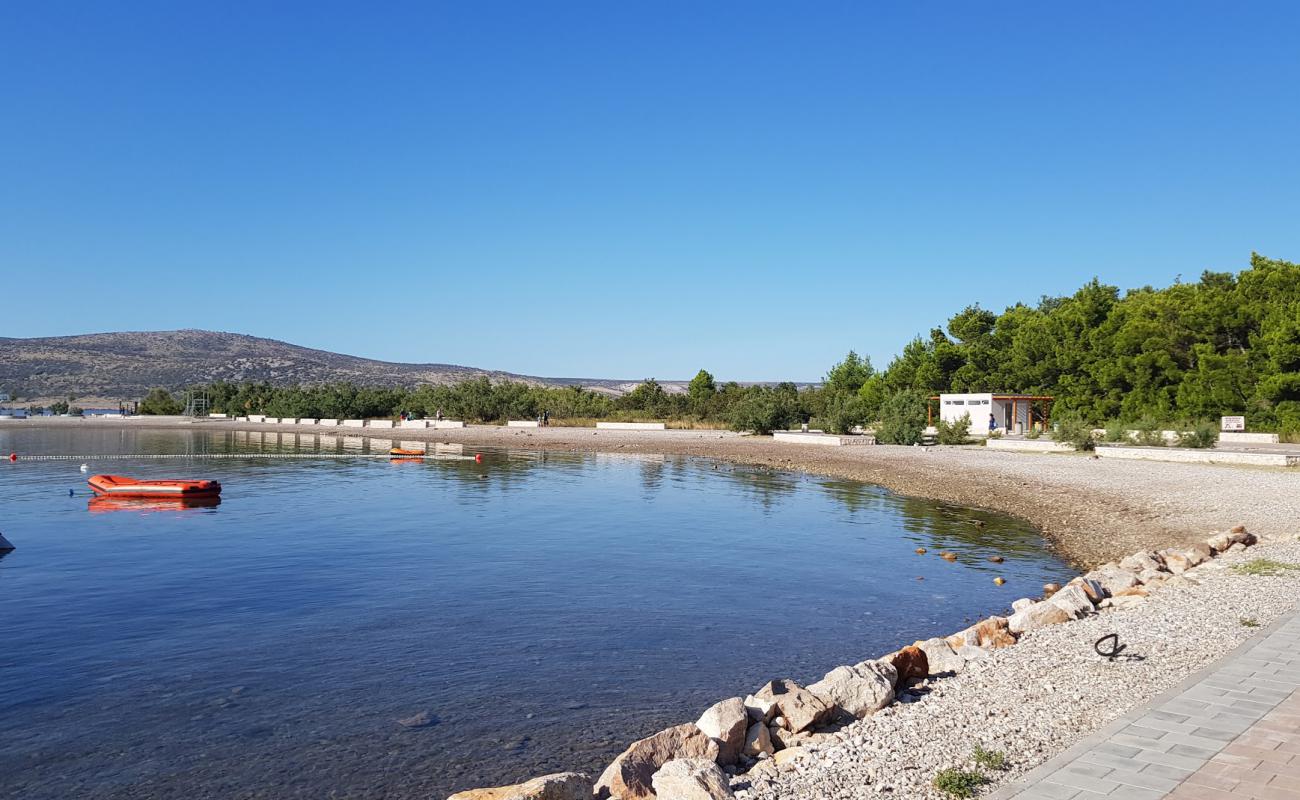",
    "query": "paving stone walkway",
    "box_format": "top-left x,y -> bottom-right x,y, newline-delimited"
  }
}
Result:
992,608 -> 1300,800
